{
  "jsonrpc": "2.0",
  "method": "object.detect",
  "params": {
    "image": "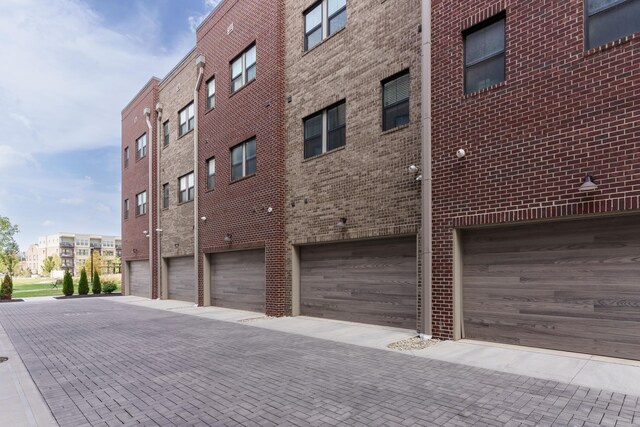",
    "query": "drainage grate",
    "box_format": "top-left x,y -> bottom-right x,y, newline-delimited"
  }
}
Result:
0,357 -> 8,363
